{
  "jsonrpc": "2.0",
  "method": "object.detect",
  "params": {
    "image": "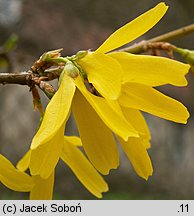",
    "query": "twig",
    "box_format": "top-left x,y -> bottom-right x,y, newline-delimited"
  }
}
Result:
118,24 -> 194,54
0,72 -> 32,85
0,67 -> 62,86
0,68 -> 60,99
